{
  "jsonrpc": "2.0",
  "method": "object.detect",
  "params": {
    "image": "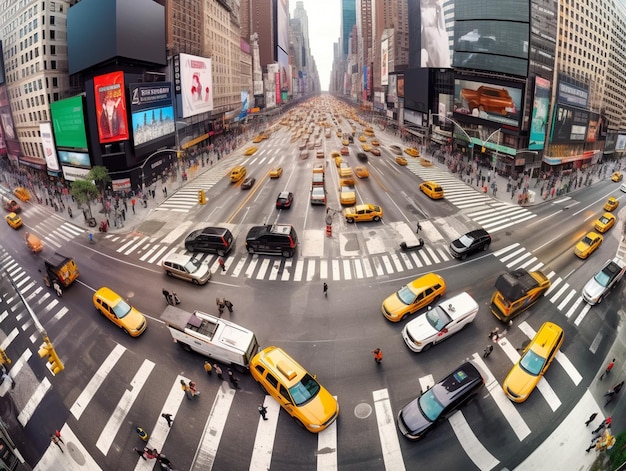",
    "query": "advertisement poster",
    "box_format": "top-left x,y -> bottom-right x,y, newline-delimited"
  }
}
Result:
586,112 -> 600,143
529,77 -> 551,150
550,104 -> 589,144
39,123 -> 60,172
420,0 -> 451,68
381,39 -> 389,86
0,84 -> 20,159
179,53 -> 213,118
93,71 -> 129,144
454,79 -> 523,129
50,96 -> 89,149
129,83 -> 175,147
